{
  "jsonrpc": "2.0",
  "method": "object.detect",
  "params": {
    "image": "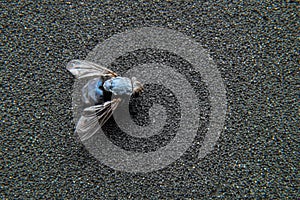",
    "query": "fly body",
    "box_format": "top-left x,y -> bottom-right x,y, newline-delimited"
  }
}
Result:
67,59 -> 143,141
